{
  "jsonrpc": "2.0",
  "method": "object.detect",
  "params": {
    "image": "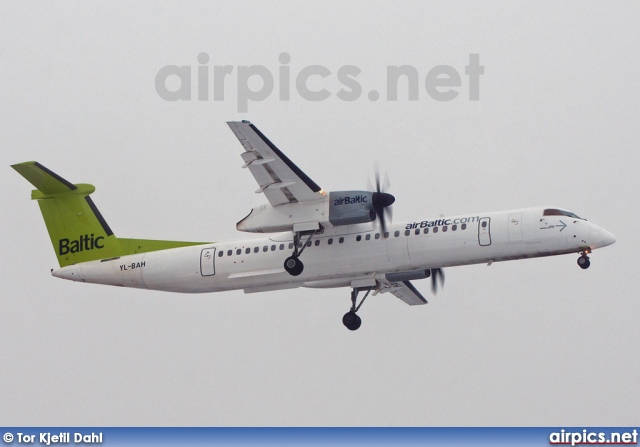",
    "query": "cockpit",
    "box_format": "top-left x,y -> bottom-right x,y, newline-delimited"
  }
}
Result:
543,208 -> 584,220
